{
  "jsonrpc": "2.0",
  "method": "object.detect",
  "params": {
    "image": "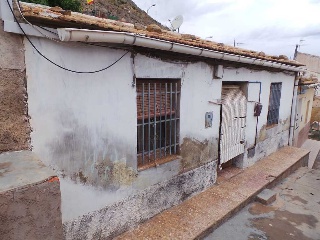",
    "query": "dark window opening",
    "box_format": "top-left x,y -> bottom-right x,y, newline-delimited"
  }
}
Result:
267,82 -> 282,126
136,79 -> 181,168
